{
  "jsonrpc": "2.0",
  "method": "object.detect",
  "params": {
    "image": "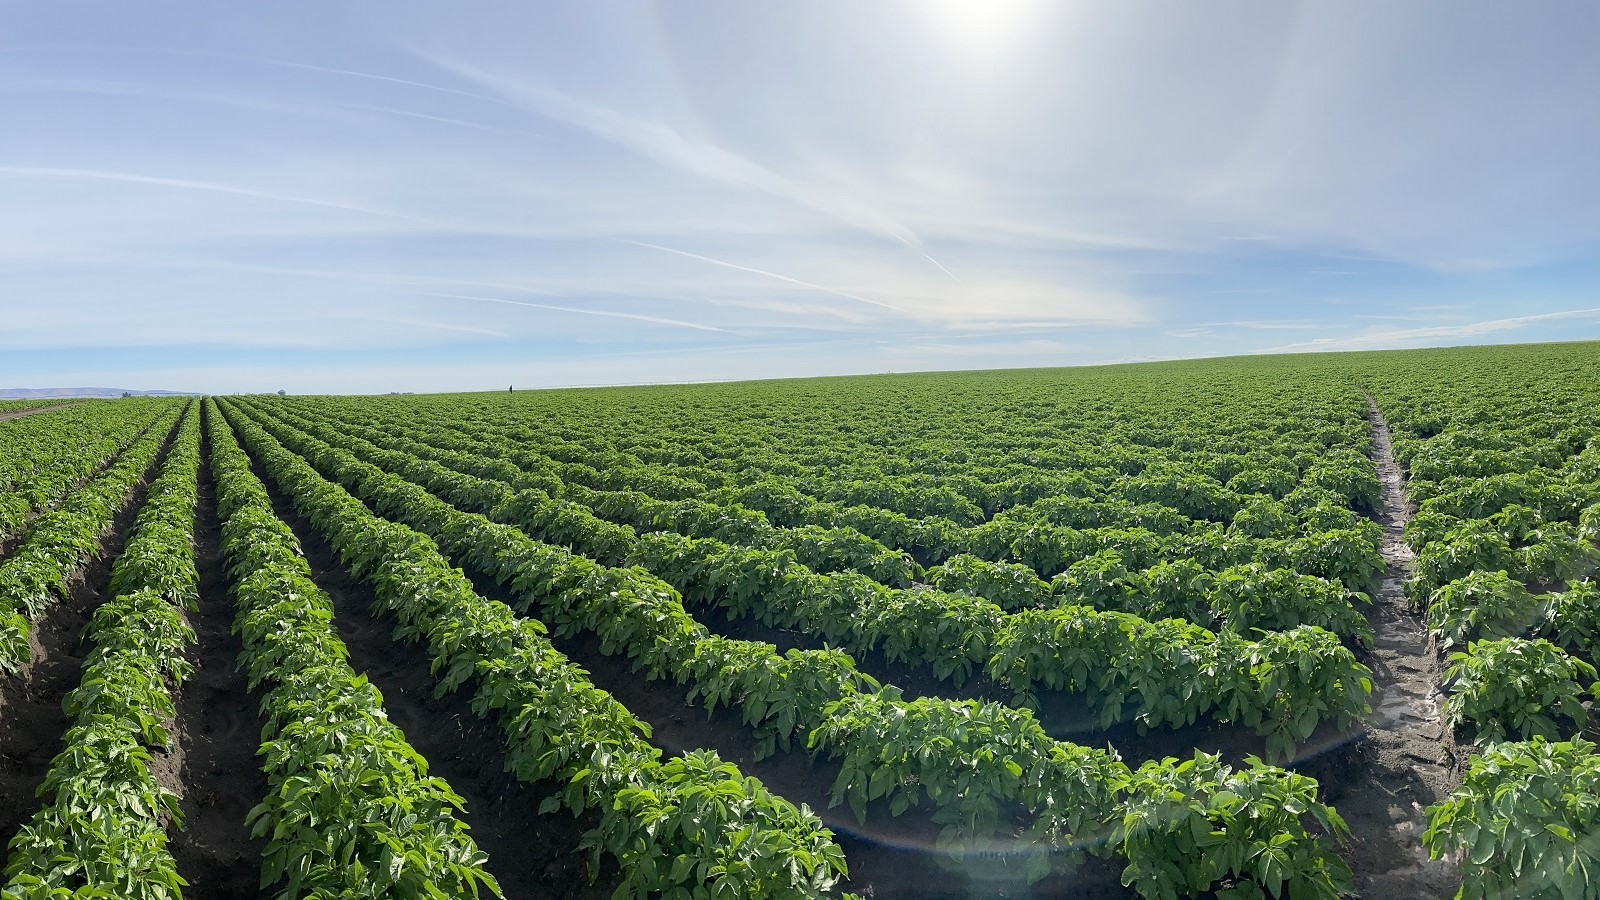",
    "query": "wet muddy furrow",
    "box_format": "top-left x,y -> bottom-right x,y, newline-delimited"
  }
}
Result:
1324,396 -> 1459,897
